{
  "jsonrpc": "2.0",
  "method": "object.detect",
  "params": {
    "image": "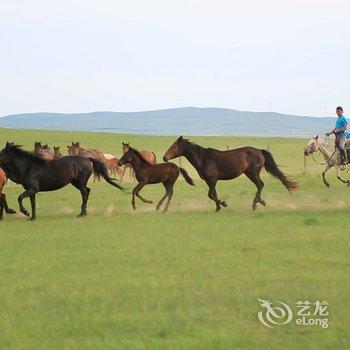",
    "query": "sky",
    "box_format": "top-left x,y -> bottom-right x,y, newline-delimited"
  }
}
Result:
1,0 -> 349,117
